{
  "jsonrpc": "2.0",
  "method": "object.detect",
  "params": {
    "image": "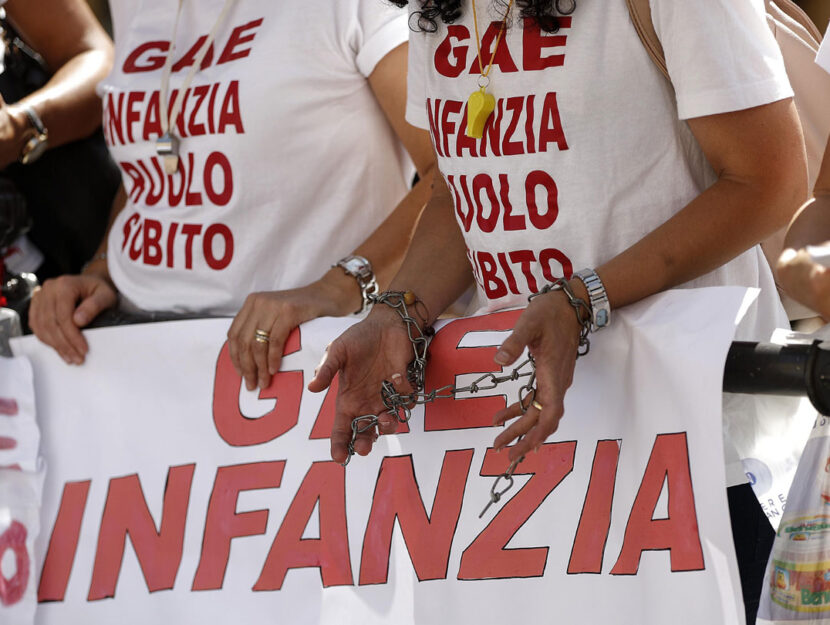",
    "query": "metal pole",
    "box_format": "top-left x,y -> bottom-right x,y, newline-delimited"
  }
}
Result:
724,341 -> 830,415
